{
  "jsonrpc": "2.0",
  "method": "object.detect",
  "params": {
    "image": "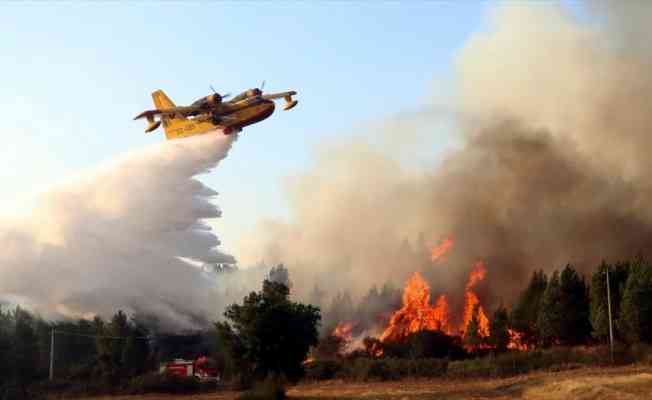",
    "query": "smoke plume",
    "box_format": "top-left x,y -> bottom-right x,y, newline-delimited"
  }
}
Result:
238,3 -> 652,310
0,133 -> 236,329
